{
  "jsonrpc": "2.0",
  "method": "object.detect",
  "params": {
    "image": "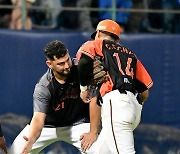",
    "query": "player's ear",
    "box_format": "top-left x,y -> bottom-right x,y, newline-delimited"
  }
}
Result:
116,38 -> 120,42
96,30 -> 101,38
46,60 -> 52,69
